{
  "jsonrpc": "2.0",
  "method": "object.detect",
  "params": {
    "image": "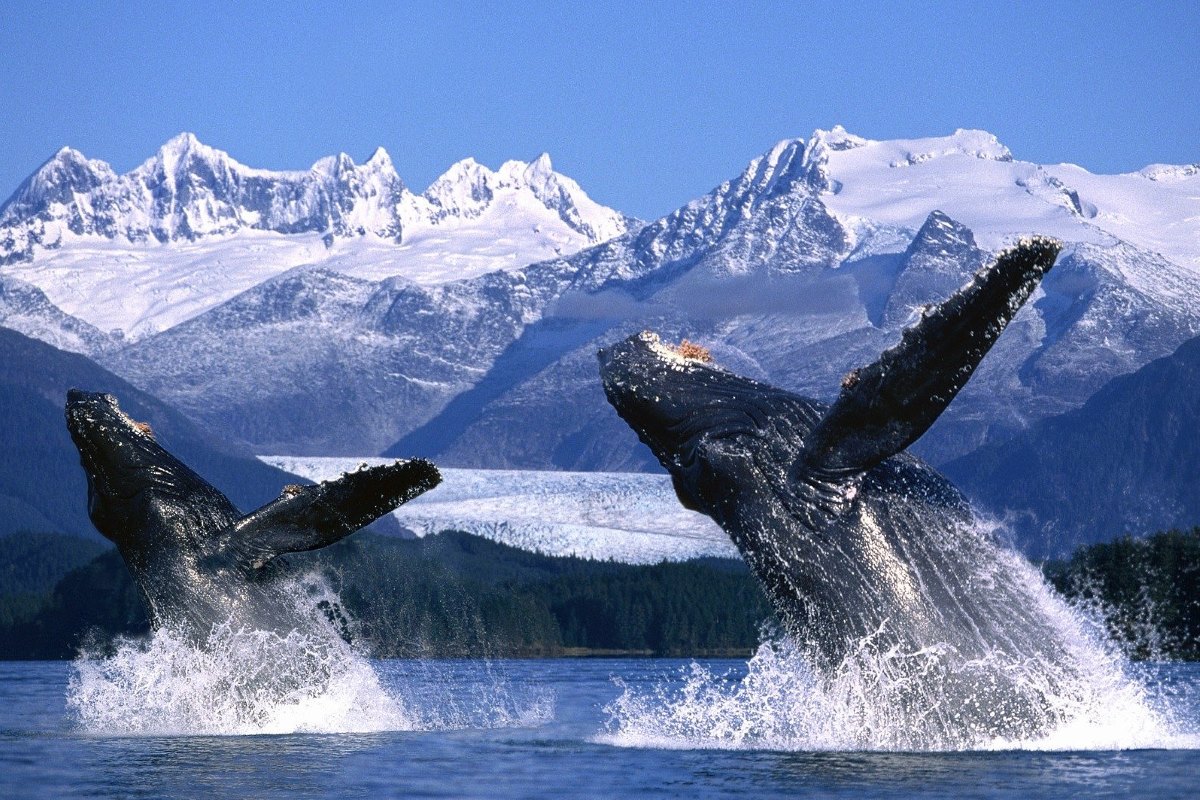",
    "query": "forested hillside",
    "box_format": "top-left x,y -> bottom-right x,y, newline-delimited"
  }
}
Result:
0,531 -> 773,659
5,528 -> 1196,661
